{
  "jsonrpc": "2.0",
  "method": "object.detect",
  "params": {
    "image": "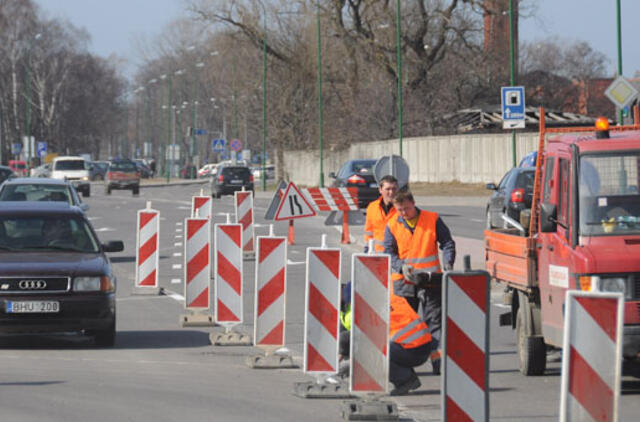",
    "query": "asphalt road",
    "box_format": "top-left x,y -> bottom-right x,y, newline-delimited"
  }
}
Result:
0,182 -> 638,421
